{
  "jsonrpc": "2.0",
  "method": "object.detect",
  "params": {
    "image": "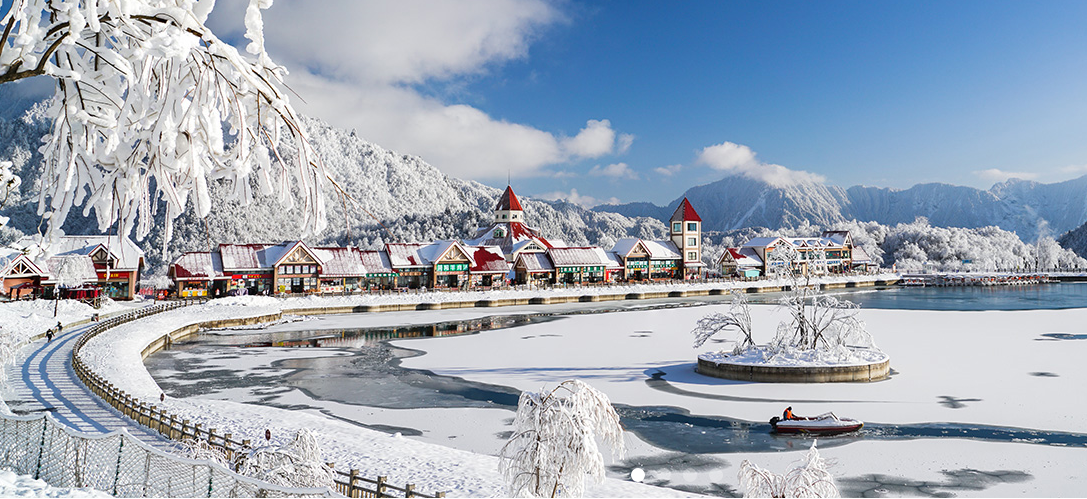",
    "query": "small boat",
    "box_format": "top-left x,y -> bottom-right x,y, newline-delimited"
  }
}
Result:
769,412 -> 863,435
